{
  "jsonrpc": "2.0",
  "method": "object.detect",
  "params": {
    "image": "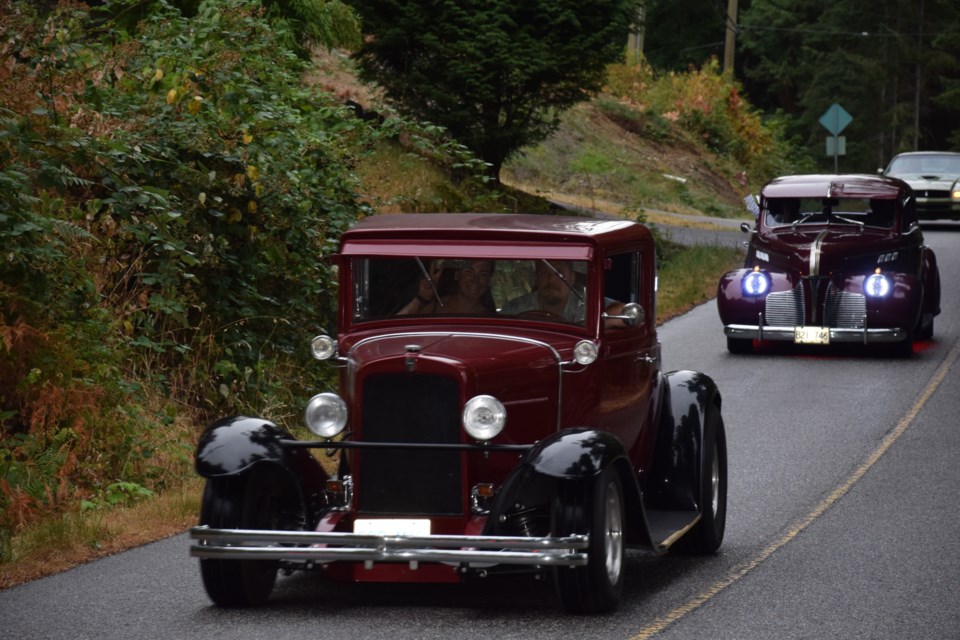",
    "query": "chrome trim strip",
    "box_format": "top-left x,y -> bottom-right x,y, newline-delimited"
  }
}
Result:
189,526 -> 589,567
809,229 -> 829,276
724,324 -> 905,343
